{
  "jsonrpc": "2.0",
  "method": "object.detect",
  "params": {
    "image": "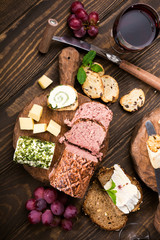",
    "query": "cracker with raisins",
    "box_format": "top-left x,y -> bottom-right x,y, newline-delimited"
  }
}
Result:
120,88 -> 145,112
82,70 -> 104,99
